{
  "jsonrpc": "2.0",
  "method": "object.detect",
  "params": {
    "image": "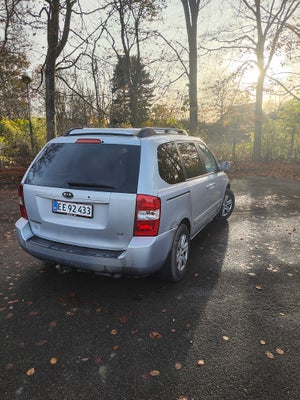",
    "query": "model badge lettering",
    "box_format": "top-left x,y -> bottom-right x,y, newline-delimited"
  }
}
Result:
62,192 -> 73,199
